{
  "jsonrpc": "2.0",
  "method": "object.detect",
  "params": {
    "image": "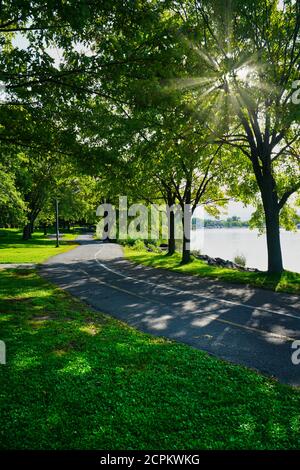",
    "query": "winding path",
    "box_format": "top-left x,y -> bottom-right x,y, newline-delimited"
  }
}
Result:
39,234 -> 300,386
